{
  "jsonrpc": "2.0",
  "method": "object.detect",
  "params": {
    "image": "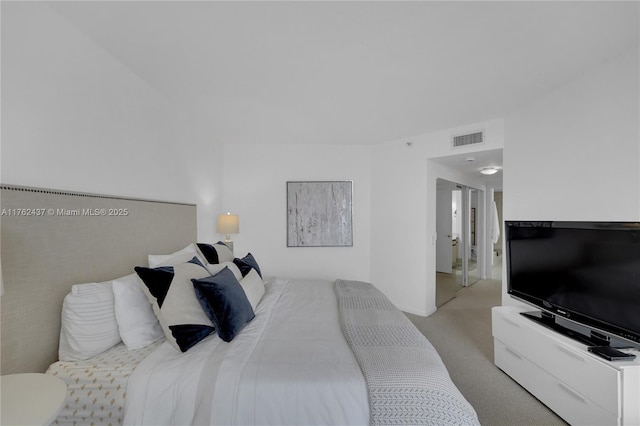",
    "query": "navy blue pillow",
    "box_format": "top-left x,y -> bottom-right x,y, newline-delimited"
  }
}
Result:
191,267 -> 255,342
233,252 -> 262,278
